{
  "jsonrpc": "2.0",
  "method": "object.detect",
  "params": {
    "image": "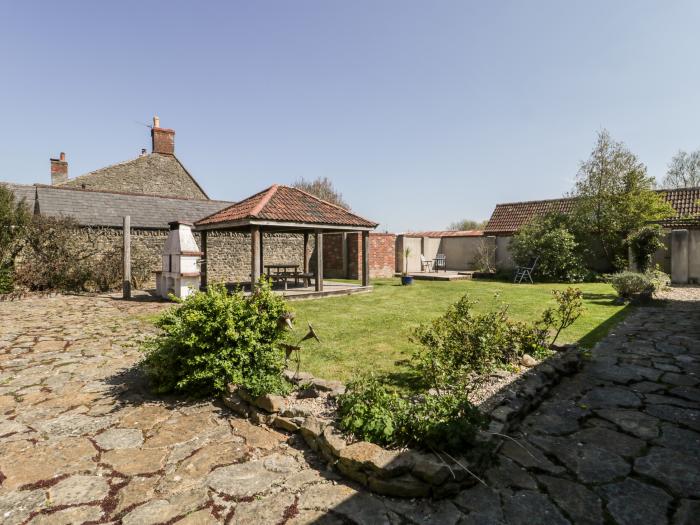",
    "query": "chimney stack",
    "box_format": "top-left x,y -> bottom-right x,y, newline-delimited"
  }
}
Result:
151,115 -> 175,155
50,152 -> 68,185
